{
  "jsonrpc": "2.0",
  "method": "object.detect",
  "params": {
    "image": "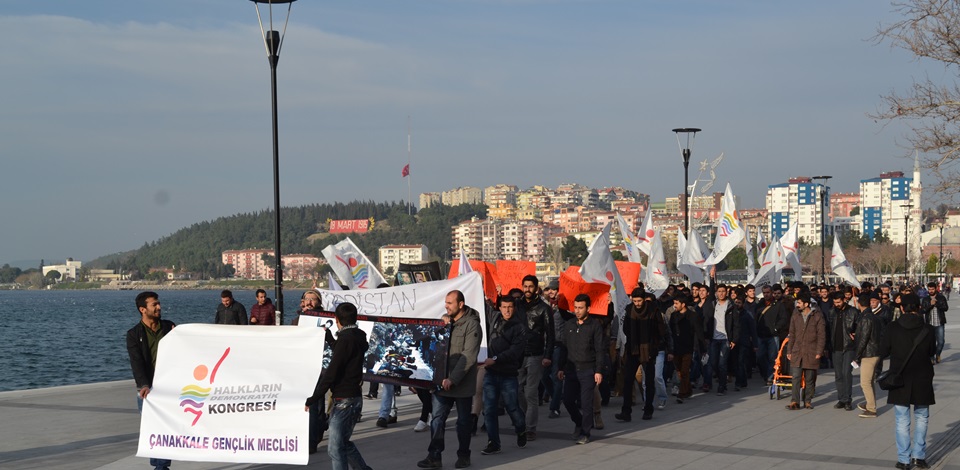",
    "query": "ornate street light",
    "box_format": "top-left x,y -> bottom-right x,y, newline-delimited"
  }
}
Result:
251,0 -> 297,325
672,128 -> 701,239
